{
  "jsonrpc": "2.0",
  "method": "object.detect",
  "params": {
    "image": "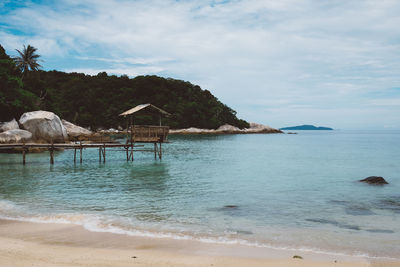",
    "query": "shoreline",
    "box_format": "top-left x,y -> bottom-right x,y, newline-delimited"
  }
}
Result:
0,219 -> 397,266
